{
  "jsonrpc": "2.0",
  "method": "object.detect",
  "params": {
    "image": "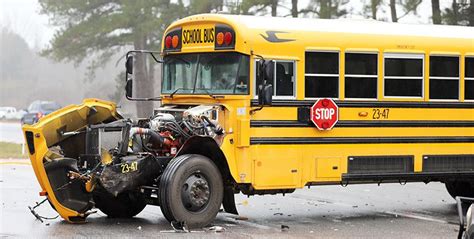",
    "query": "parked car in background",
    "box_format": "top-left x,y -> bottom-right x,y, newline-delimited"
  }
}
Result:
21,101 -> 61,125
0,107 -> 26,120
